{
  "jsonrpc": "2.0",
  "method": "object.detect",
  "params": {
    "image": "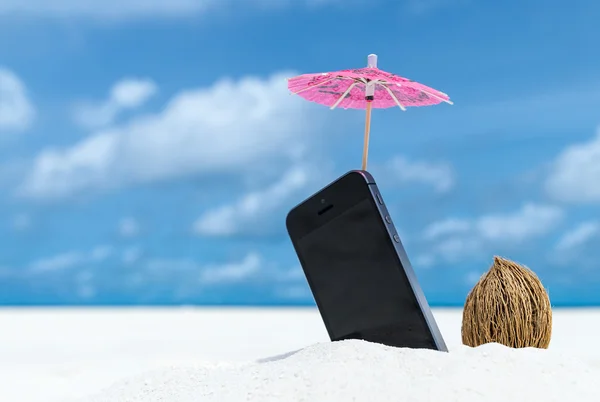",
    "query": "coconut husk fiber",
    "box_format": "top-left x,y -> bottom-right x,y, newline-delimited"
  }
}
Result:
461,256 -> 552,349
